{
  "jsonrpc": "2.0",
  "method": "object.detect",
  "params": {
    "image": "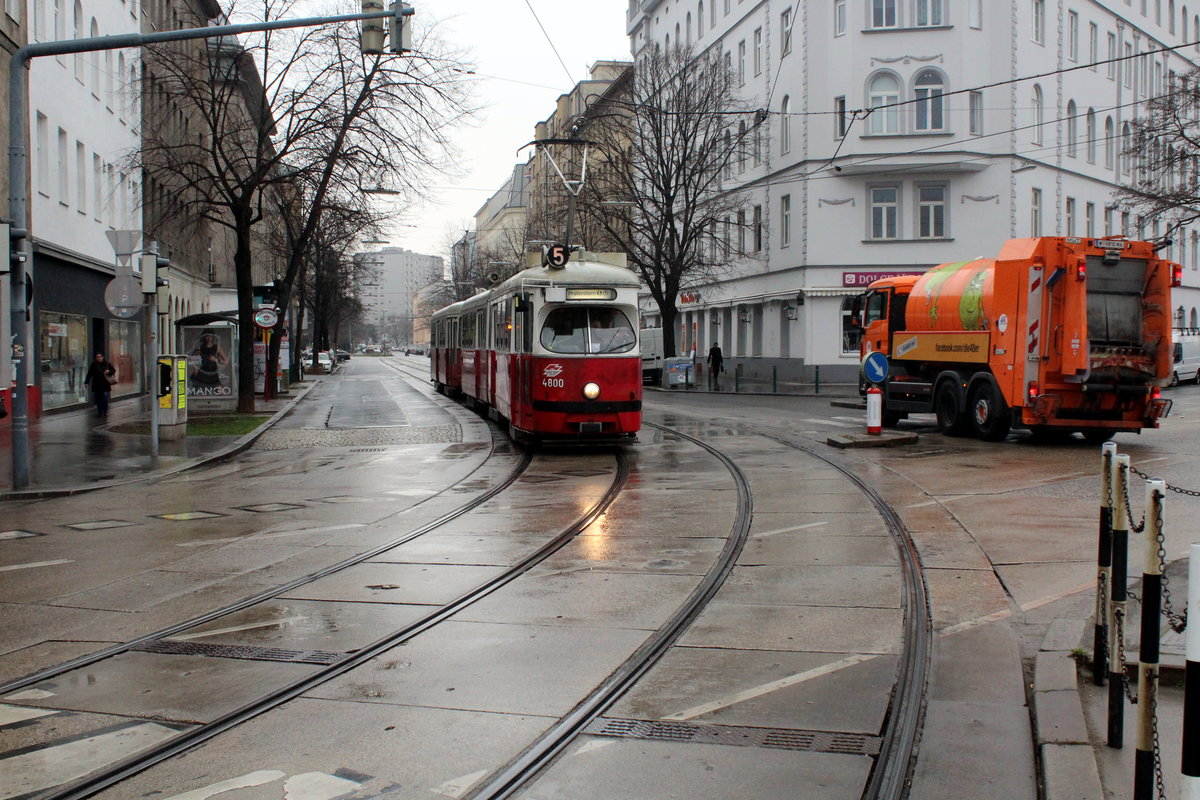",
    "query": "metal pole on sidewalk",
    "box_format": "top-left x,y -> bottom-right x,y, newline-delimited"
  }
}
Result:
1108,452 -> 1131,748
1183,543 -> 1200,800
1134,478 -> 1164,799
1095,441 -> 1117,685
